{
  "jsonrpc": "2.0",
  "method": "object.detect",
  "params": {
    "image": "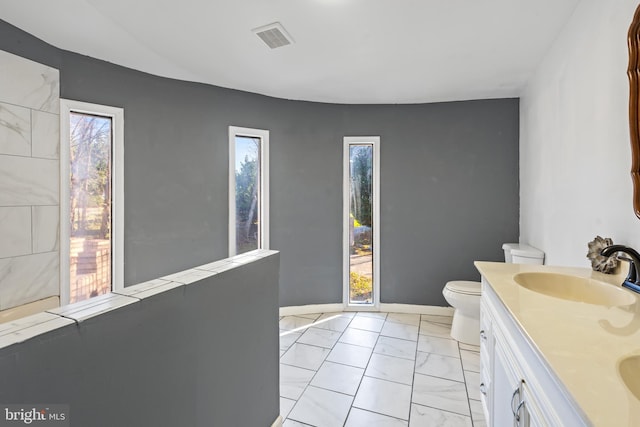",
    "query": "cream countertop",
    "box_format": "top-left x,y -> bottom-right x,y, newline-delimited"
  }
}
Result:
475,261 -> 640,427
